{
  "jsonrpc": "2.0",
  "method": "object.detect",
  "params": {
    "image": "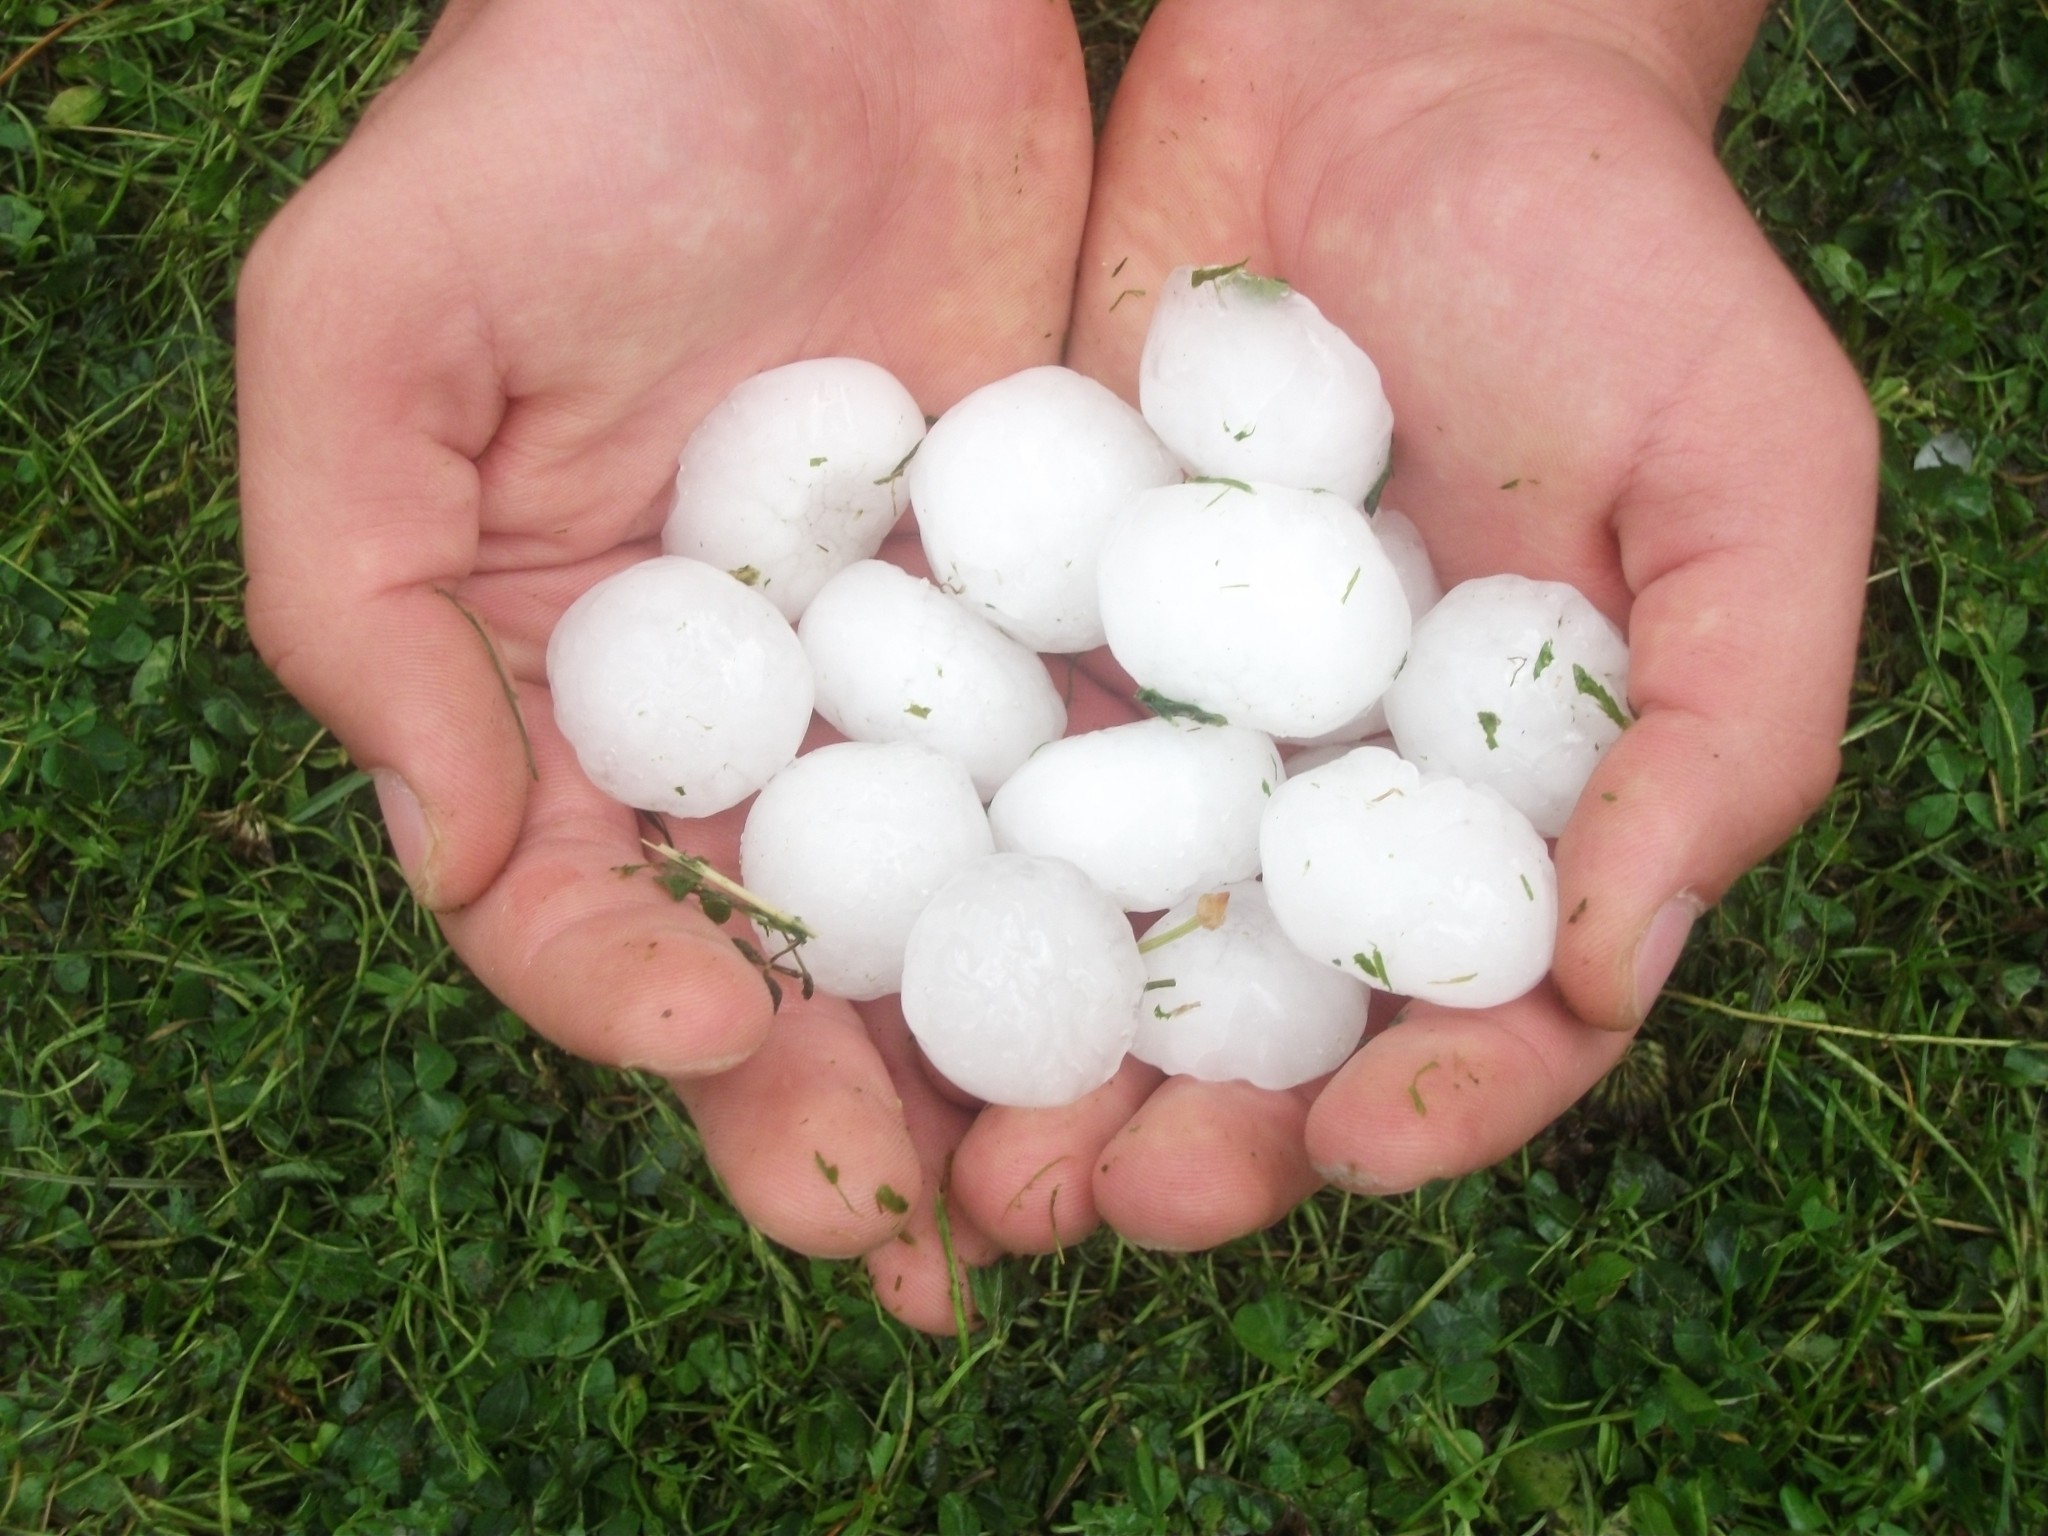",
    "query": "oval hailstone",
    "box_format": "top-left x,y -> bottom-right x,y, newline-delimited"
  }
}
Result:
909,366 -> 1182,652
987,719 -> 1281,911
1382,574 -> 1631,837
1131,882 -> 1369,1089
546,556 -> 813,817
900,853 -> 1147,1108
739,742 -> 992,1000
1284,506 -> 1444,746
662,357 -> 925,620
1139,263 -> 1393,505
799,560 -> 1066,798
1097,479 -> 1410,738
1260,747 -> 1557,1009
